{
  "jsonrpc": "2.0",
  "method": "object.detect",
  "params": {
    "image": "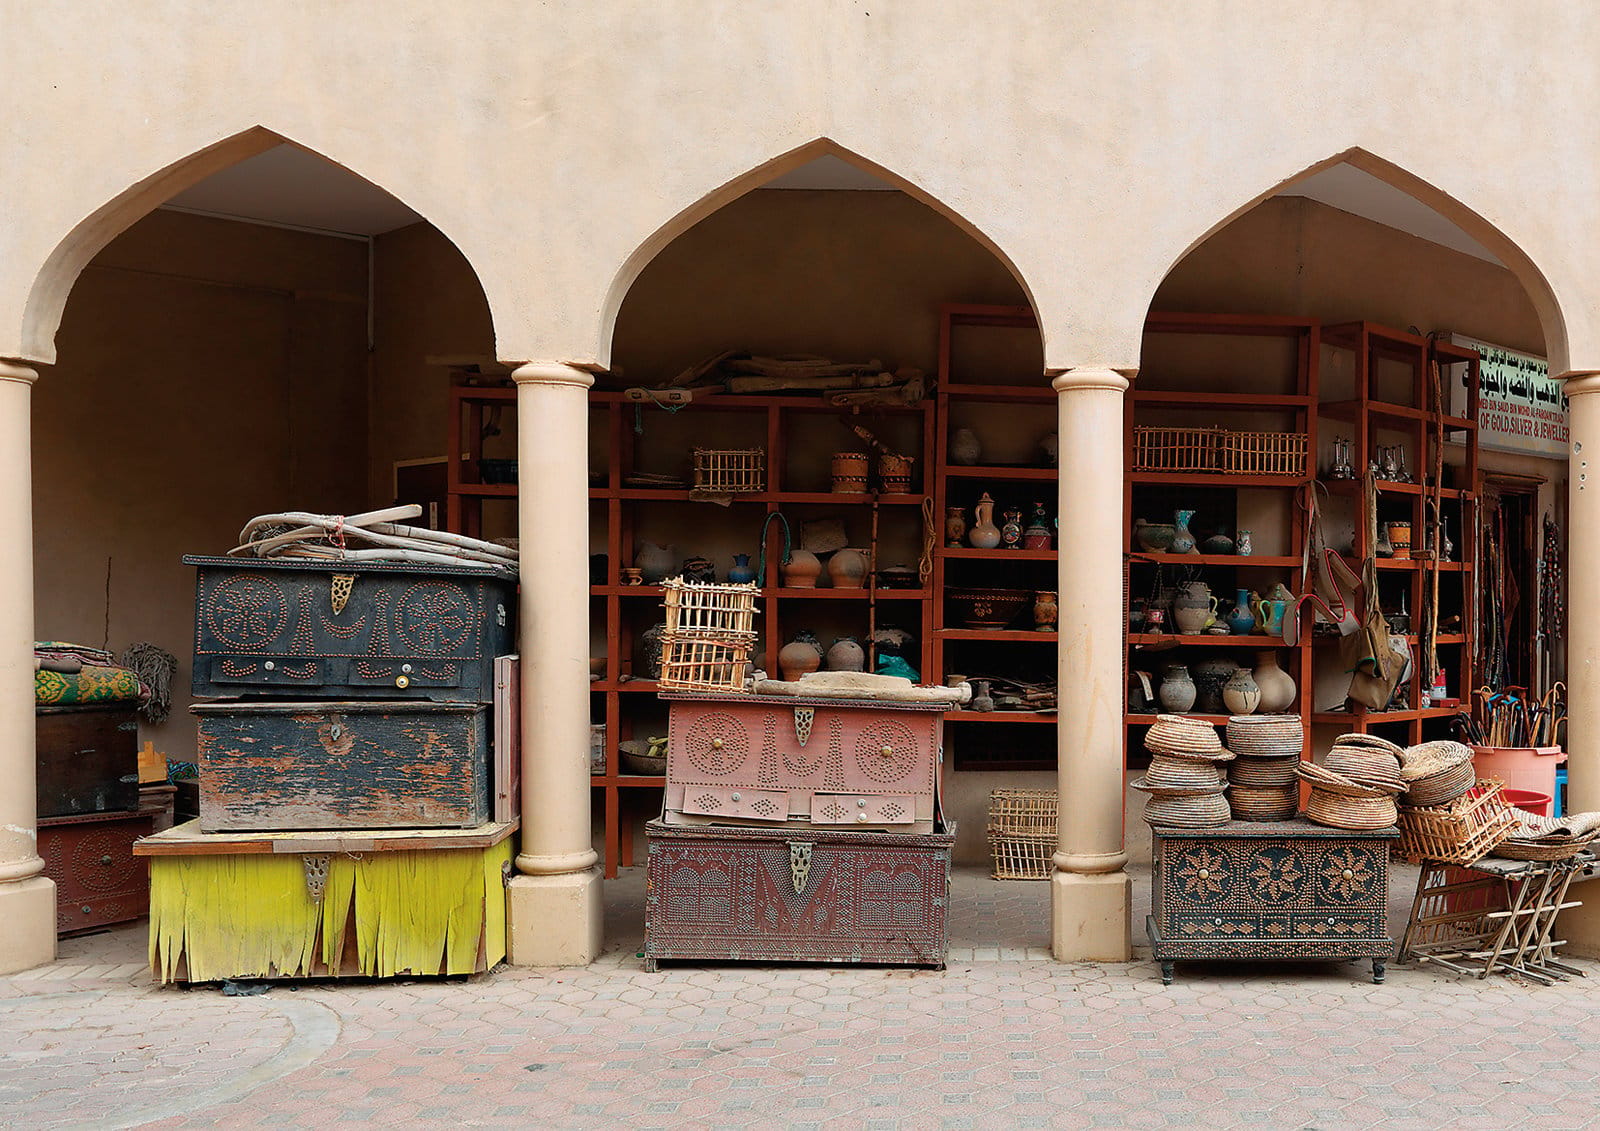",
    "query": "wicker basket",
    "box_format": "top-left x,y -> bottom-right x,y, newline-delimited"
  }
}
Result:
986,789 -> 1058,880
1403,759 -> 1477,807
658,578 -> 759,693
1147,754 -> 1228,789
1221,431 -> 1308,477
1132,426 -> 1222,473
1396,779 -> 1520,865
1491,831 -> 1600,862
692,448 -> 765,494
1299,762 -> 1399,830
1228,785 -> 1299,822
1229,756 -> 1301,788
